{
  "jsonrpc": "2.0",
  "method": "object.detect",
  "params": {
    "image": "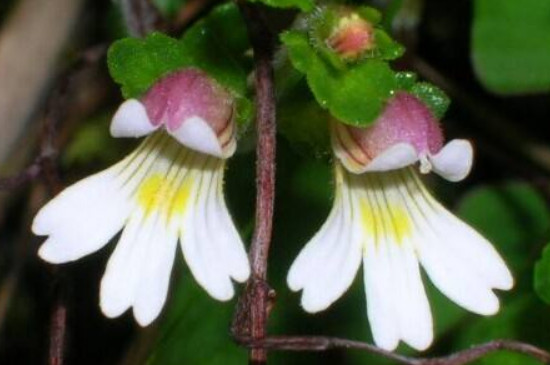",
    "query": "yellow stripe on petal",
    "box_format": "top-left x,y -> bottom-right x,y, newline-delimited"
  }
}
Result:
390,205 -> 412,243
358,185 -> 412,246
359,198 -> 376,239
138,174 -> 167,216
171,176 -> 194,216
137,173 -> 195,219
